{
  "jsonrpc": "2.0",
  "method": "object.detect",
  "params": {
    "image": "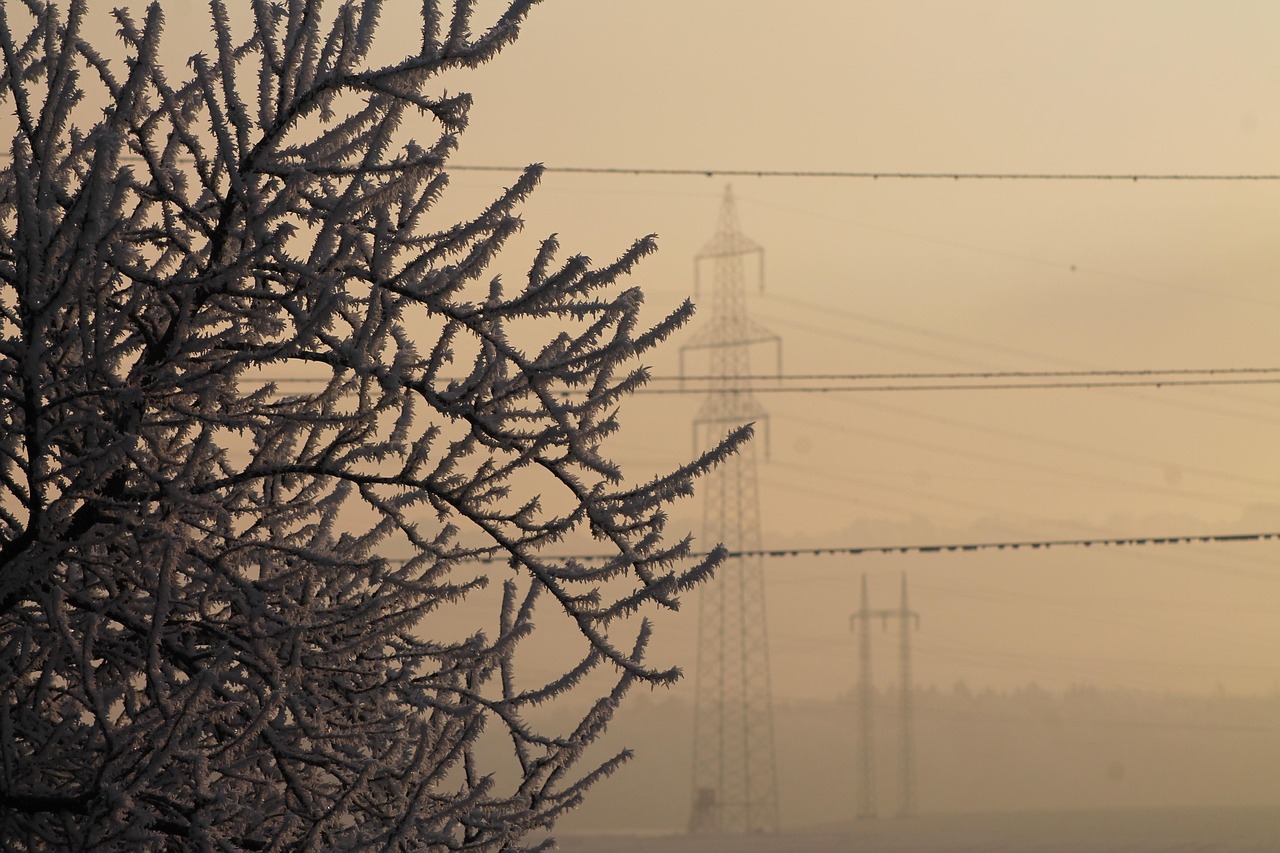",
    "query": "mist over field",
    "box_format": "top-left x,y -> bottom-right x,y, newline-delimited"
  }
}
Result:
539,689 -> 1280,851
549,687 -> 1280,830
5,1 -> 1279,849
452,3 -> 1280,846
